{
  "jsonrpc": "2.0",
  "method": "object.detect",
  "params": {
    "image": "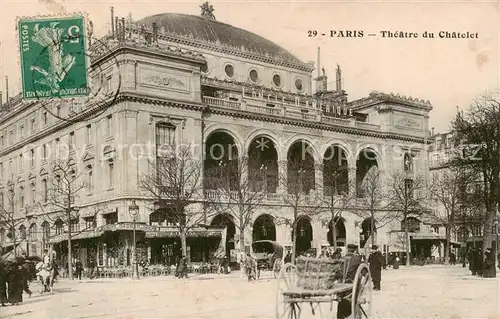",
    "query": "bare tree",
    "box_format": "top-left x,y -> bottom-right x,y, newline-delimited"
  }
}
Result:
386,171 -> 428,266
429,167 -> 477,264
205,157 -> 267,251
354,168 -> 398,248
140,144 -> 206,258
452,91 -> 500,253
314,166 -> 354,250
278,159 -> 320,264
0,183 -> 28,258
37,158 -> 96,279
